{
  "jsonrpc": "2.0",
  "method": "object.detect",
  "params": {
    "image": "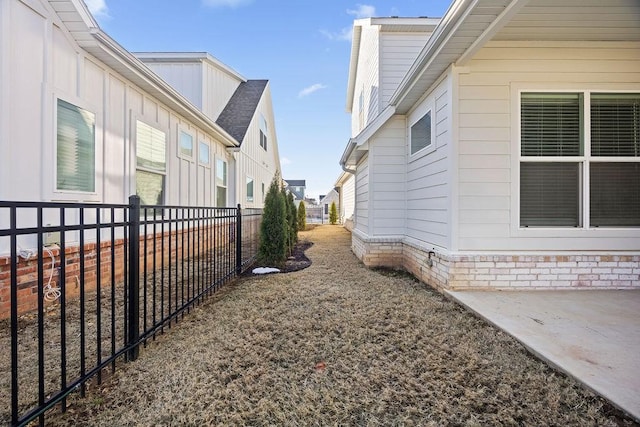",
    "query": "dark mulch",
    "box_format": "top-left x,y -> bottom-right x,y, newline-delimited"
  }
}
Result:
245,240 -> 313,275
